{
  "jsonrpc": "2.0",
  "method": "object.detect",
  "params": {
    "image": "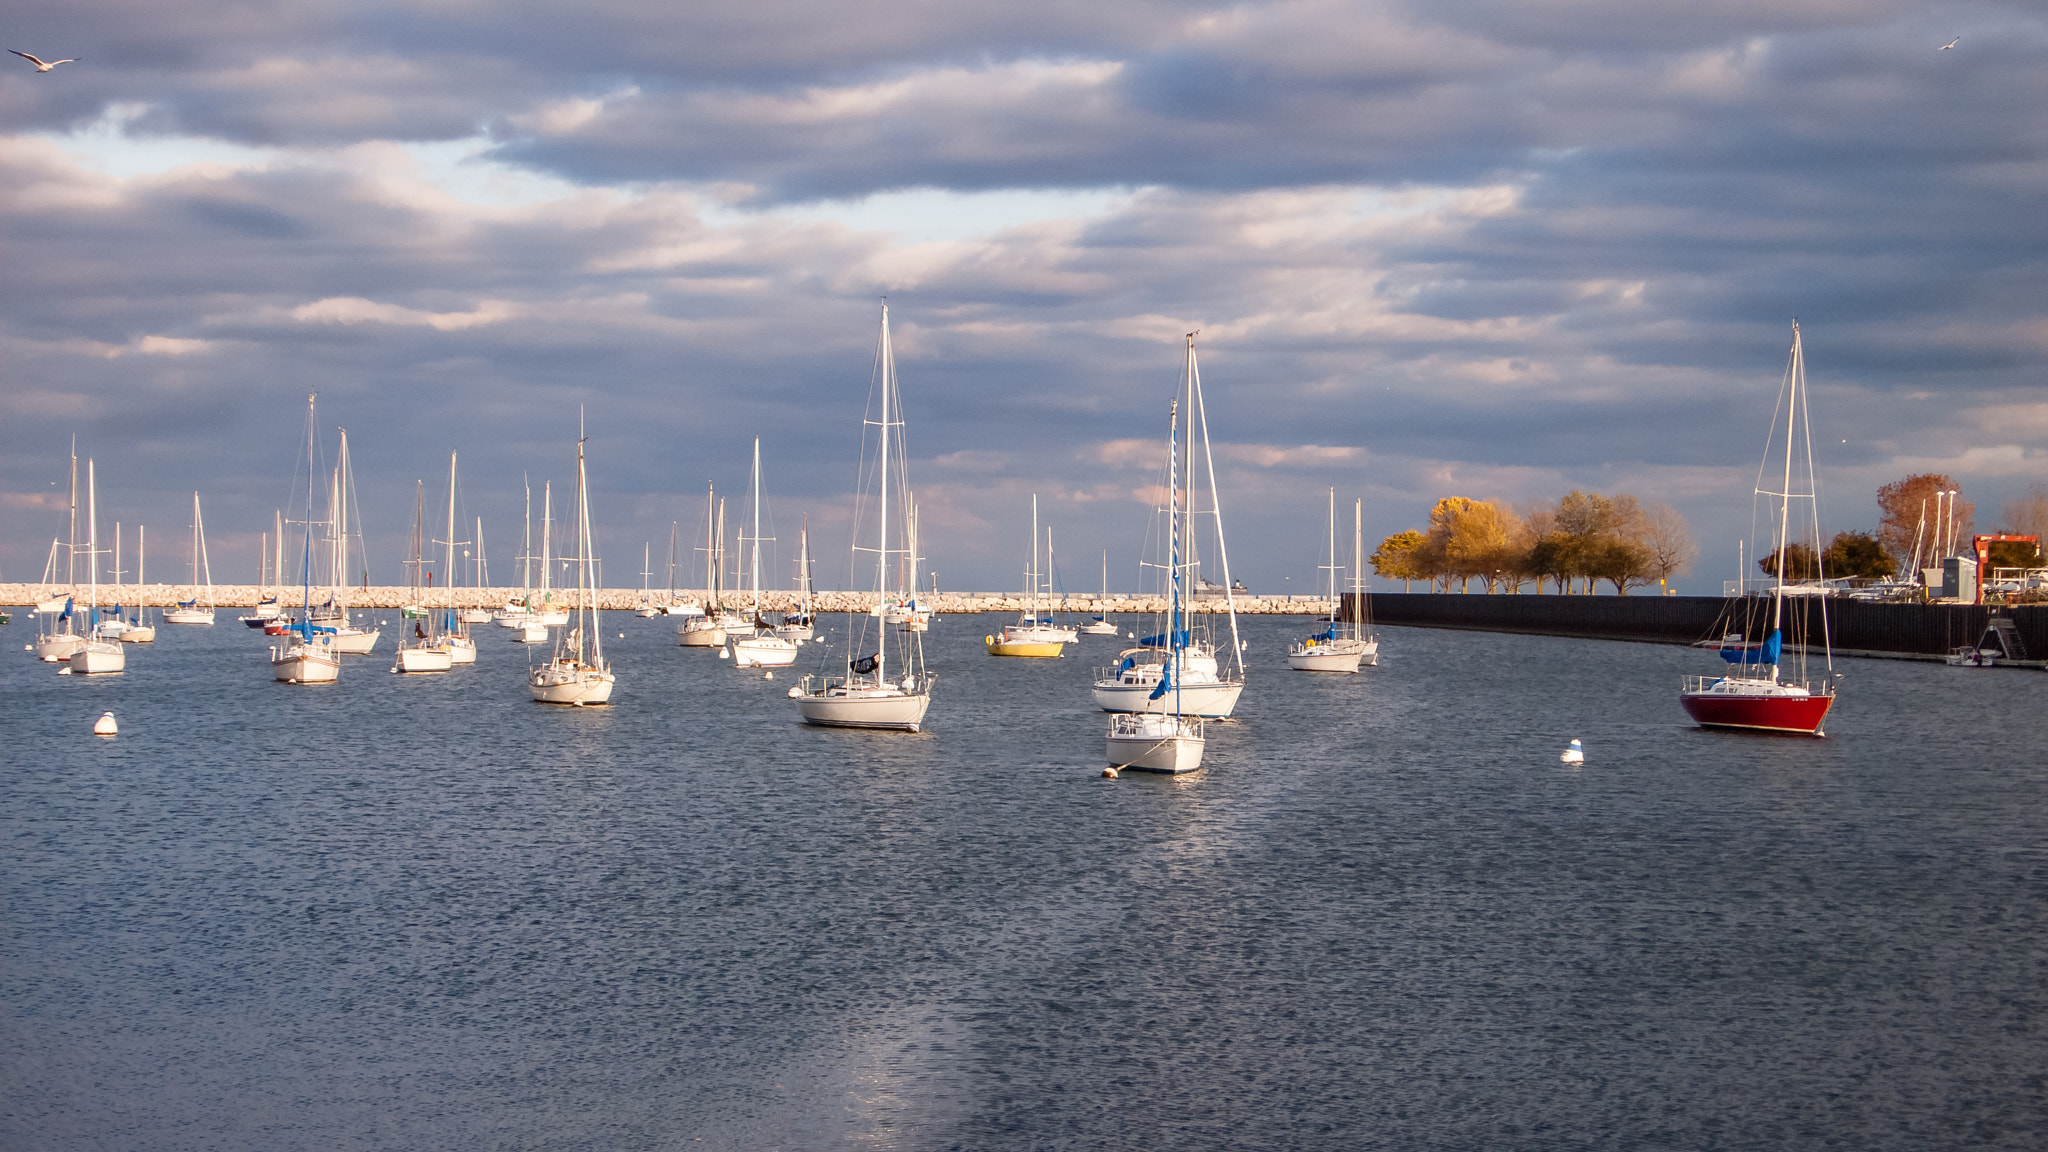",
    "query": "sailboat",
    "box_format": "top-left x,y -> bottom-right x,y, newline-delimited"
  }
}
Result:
121,523 -> 156,643
499,479 -> 539,627
728,438 -> 800,667
1079,550 -> 1120,636
790,302 -> 935,731
162,492 -> 216,625
393,479 -> 454,673
1680,322 -> 1837,736
678,484 -> 737,646
1287,490 -> 1379,672
636,543 -> 660,617
774,517 -> 816,641
65,459 -> 127,674
1104,394 -> 1204,772
459,518 -> 495,624
439,453 -> 477,663
657,520 -> 703,618
240,517 -> 284,626
528,429 -> 615,705
987,494 -> 1071,657
272,396 -> 342,684
320,430 -> 382,654
1091,333 -> 1246,718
